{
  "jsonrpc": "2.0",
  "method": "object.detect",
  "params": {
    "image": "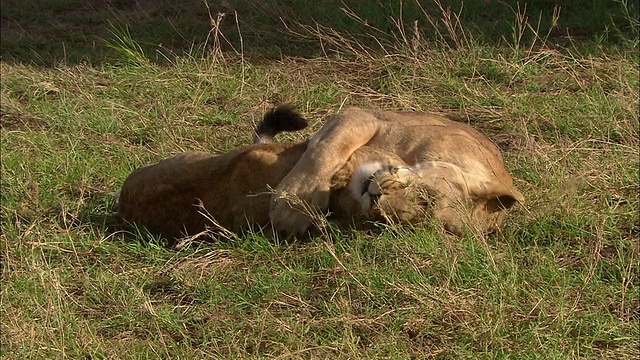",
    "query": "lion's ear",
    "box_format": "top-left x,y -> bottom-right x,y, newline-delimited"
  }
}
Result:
484,185 -> 524,212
